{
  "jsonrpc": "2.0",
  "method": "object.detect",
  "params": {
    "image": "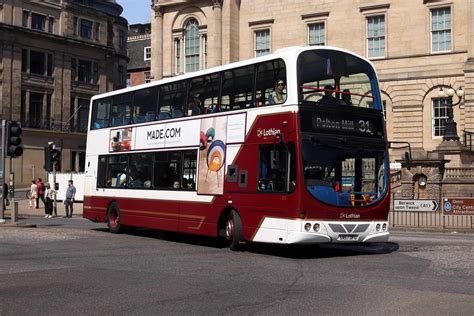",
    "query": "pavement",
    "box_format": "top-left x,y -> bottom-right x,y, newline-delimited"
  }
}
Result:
0,198 -> 83,225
